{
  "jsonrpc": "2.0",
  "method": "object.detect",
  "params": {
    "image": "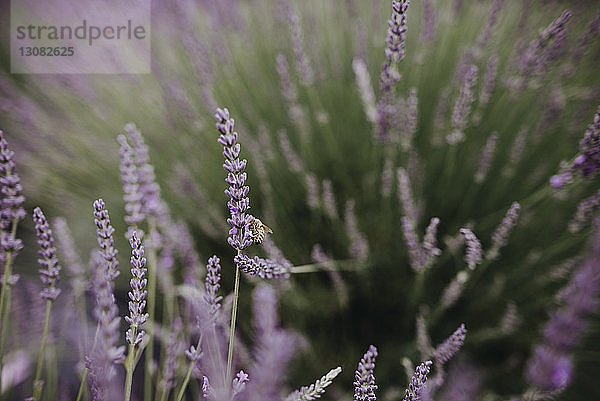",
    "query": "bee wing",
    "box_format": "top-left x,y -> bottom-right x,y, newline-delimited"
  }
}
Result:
263,224 -> 273,234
